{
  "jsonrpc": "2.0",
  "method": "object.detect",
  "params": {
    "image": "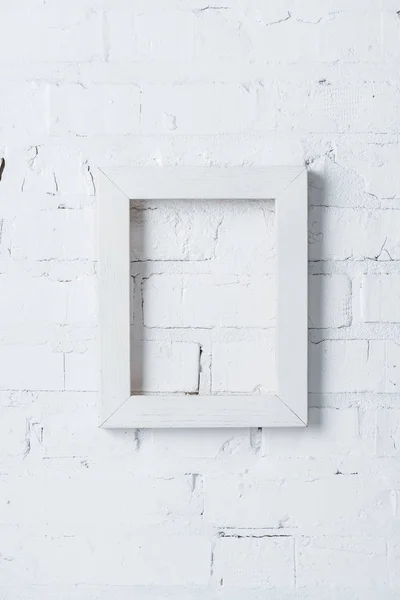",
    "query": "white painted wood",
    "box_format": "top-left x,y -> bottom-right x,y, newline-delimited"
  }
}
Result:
98,170 -> 131,426
98,166 -> 308,428
101,166 -> 302,200
276,169 -> 308,425
103,395 -> 304,428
